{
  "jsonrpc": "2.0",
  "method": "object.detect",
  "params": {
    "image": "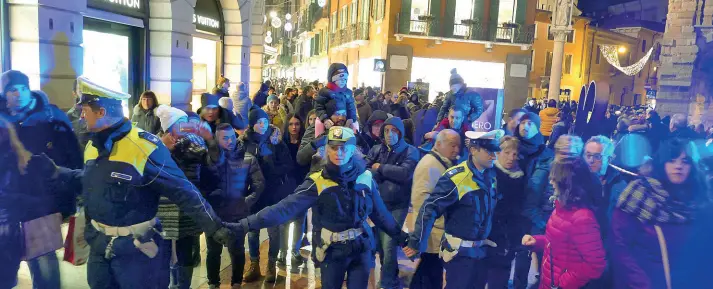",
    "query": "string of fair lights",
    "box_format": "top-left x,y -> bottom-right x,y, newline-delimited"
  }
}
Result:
264,0 -> 327,44
600,45 -> 654,76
